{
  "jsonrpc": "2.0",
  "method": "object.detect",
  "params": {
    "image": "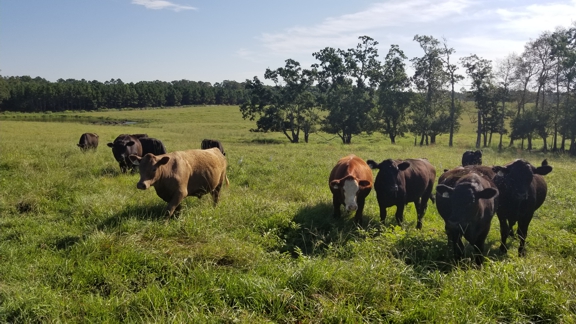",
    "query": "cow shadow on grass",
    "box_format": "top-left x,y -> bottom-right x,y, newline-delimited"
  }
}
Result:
278,202 -> 383,258
97,204 -> 167,230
